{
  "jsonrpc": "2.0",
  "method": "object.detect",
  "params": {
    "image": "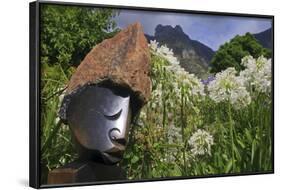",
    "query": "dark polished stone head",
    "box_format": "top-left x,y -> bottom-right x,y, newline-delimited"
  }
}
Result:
64,85 -> 132,164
